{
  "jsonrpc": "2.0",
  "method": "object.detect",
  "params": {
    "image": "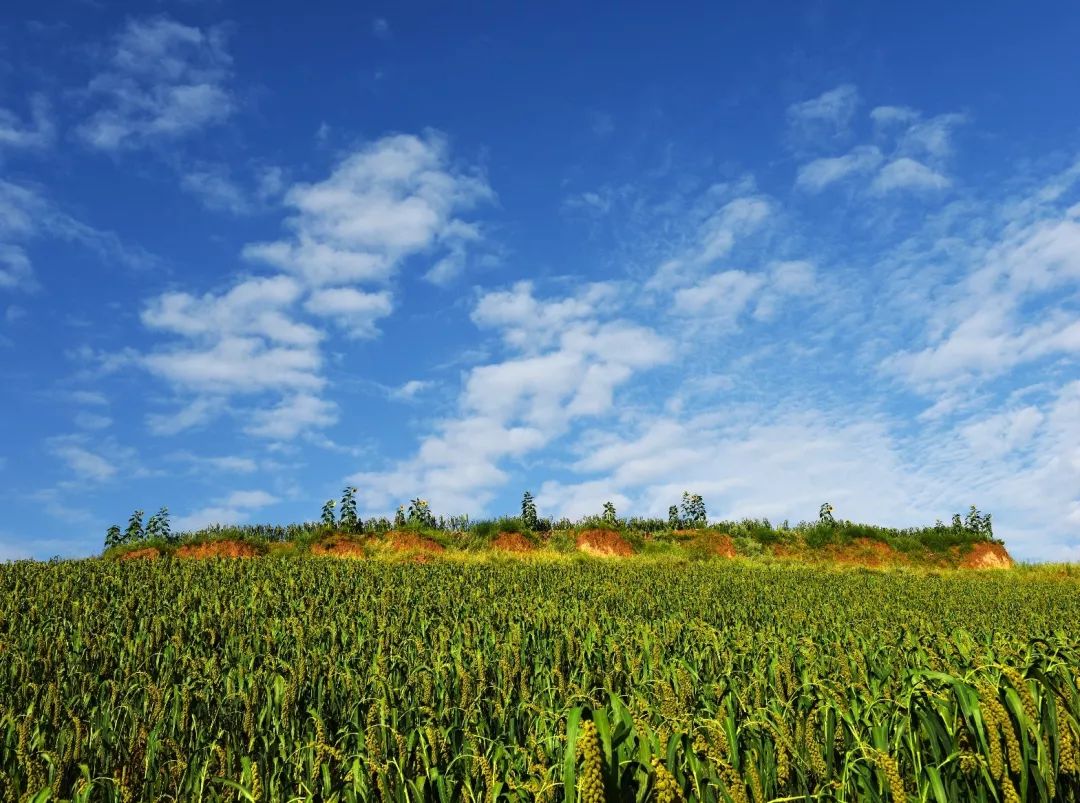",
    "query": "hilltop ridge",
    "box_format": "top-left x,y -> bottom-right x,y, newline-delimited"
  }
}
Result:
106,513 -> 1014,569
